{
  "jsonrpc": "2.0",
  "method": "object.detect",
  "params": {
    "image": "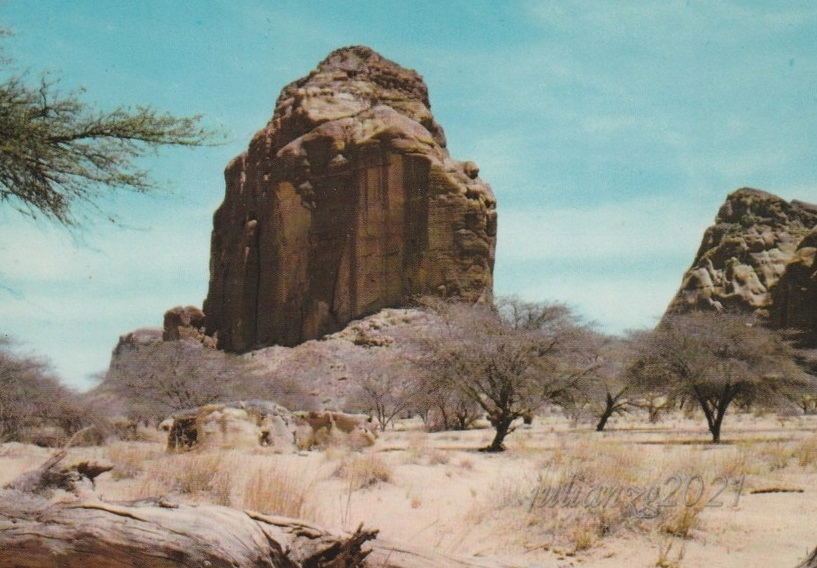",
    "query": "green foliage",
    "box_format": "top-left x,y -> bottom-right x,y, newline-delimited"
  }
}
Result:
0,37 -> 215,226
